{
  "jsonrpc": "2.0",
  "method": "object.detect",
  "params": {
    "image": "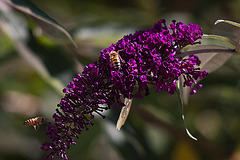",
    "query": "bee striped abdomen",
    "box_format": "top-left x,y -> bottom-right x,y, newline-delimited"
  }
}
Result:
24,119 -> 34,126
107,51 -> 121,69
